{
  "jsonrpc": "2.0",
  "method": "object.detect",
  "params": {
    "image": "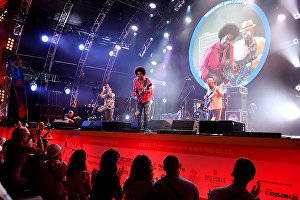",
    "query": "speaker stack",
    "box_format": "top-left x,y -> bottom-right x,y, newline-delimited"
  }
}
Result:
225,87 -> 248,126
